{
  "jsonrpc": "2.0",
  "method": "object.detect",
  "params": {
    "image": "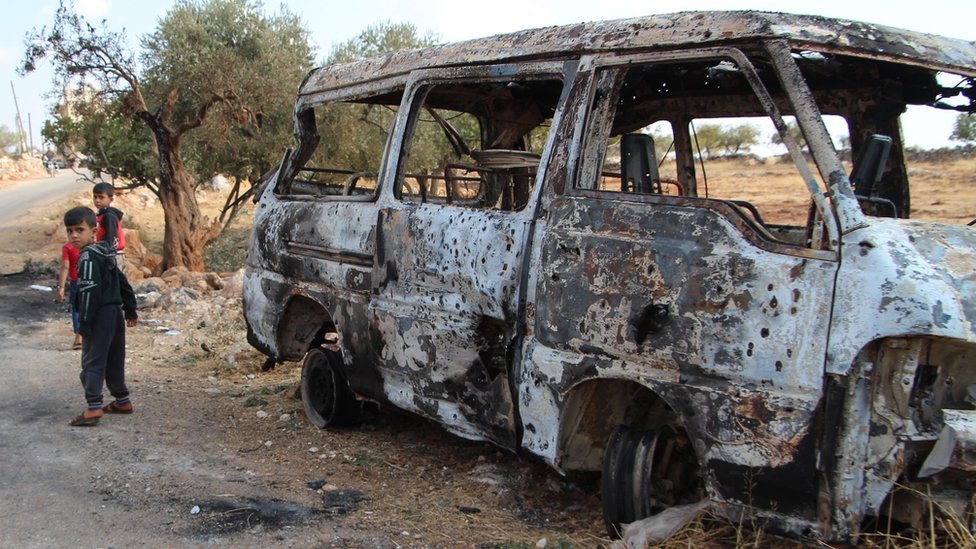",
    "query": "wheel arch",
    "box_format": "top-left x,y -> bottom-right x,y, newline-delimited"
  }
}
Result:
276,292 -> 337,362
555,377 -> 694,472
